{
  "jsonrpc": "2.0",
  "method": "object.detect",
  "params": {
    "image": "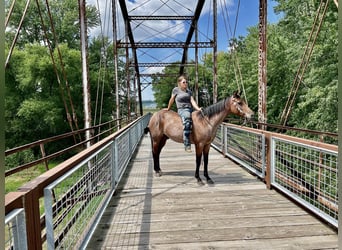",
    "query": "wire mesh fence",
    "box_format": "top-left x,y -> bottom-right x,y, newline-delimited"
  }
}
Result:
213,123 -> 338,228
44,115 -> 150,249
44,143 -> 113,249
271,137 -> 338,227
212,124 -> 265,178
